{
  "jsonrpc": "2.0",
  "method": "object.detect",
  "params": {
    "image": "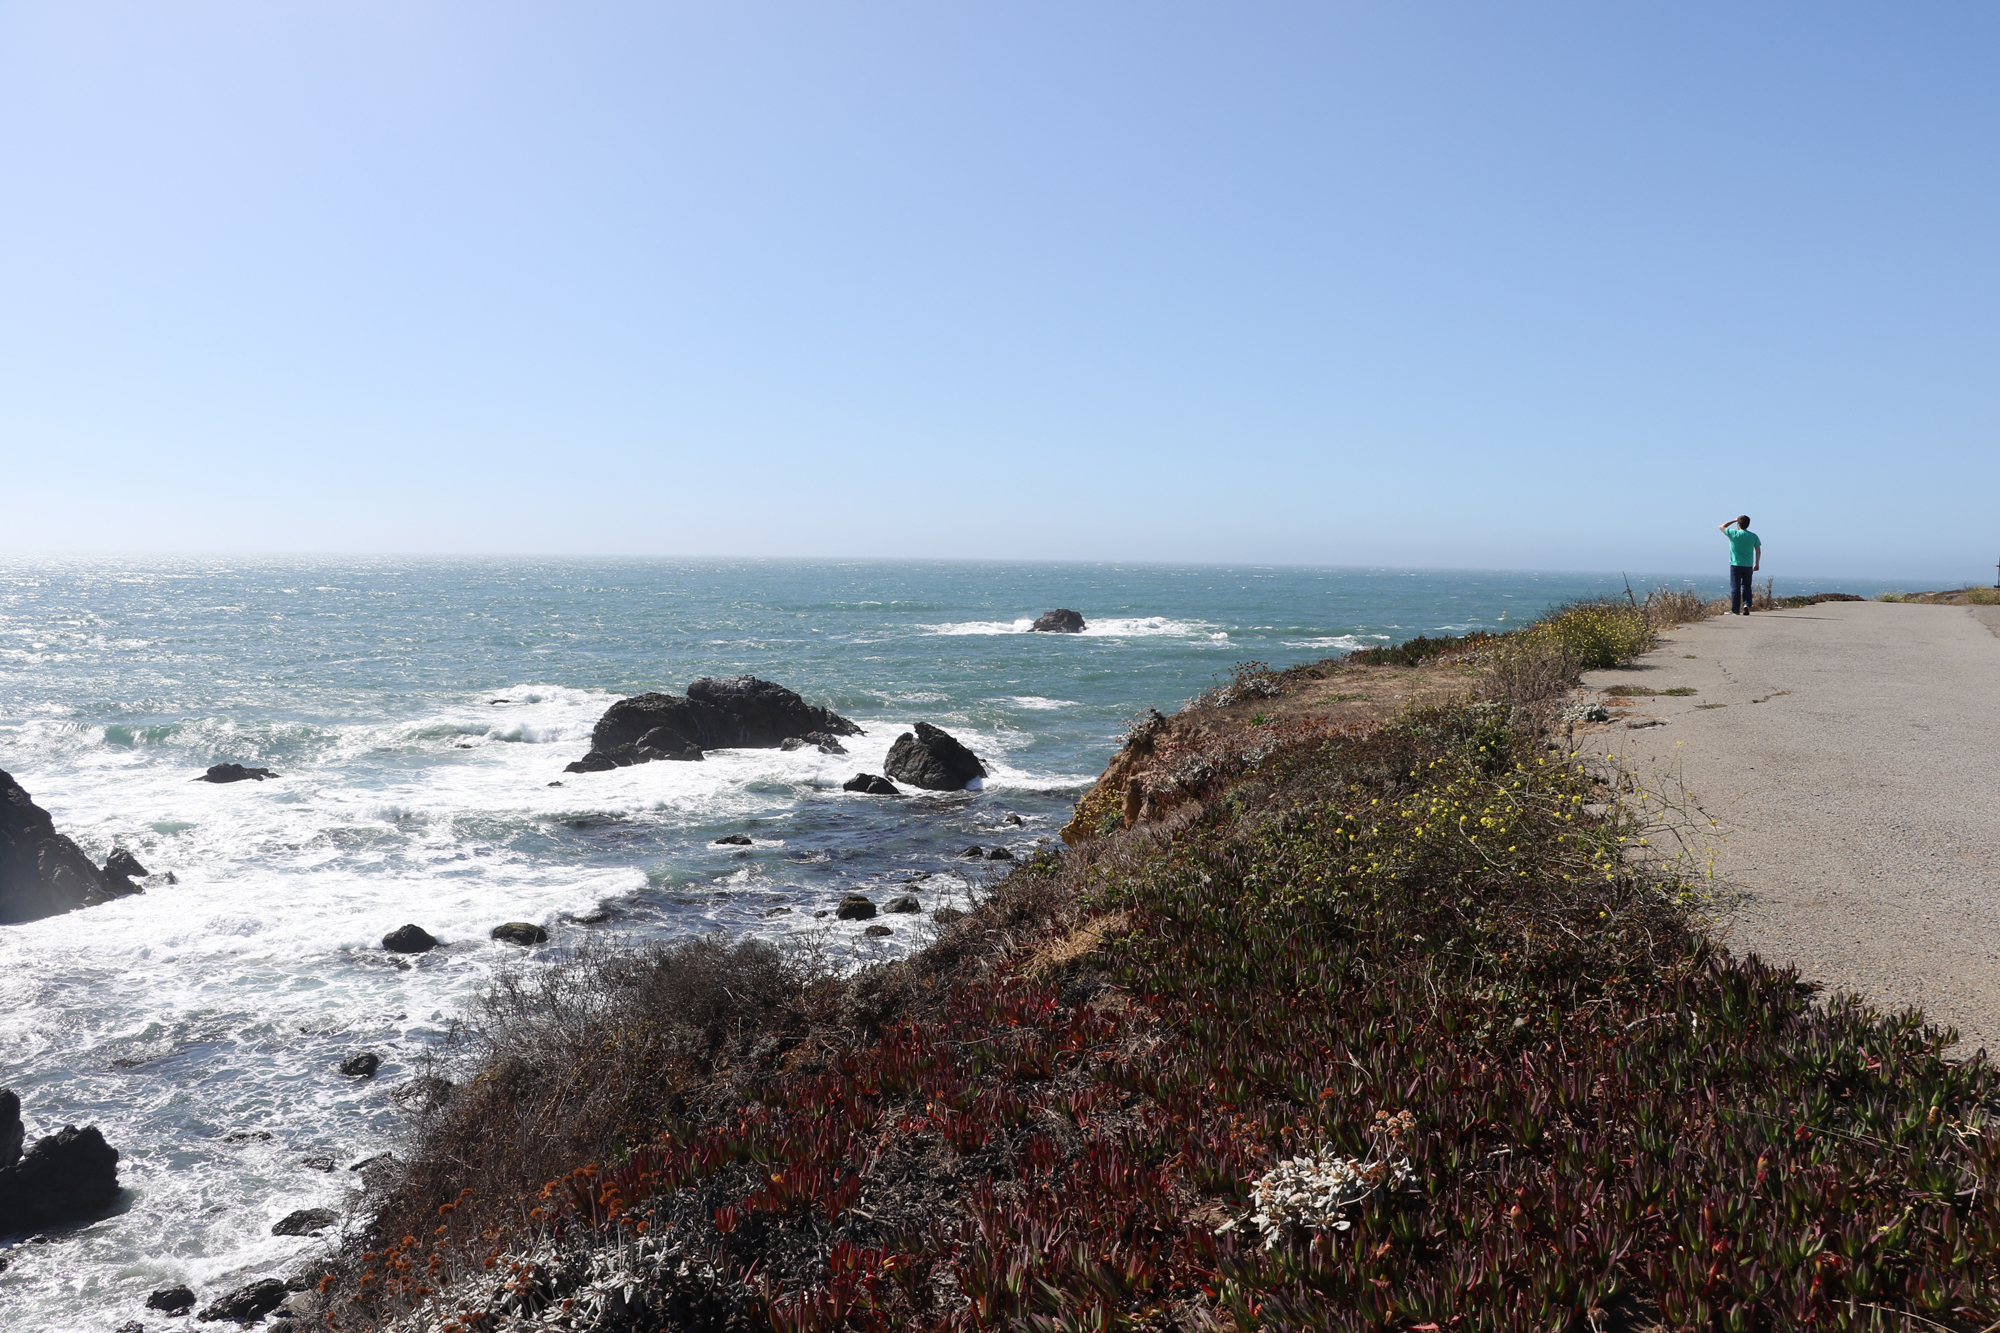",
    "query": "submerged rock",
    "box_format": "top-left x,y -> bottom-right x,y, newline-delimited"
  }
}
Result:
987,846 -> 1015,861
490,922 -> 548,946
883,723 -> 987,791
196,763 -> 280,783
885,895 -> 921,913
780,731 -> 849,755
835,895 -> 877,921
841,773 -> 901,796
272,1207 -> 337,1236
959,846 -> 984,859
1030,609 -> 1086,633
713,834 -> 753,846
0,1111 -> 121,1237
198,1278 -> 288,1323
566,677 -> 861,774
382,924 -> 437,954
1,769 -> 122,924
864,924 -> 893,937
